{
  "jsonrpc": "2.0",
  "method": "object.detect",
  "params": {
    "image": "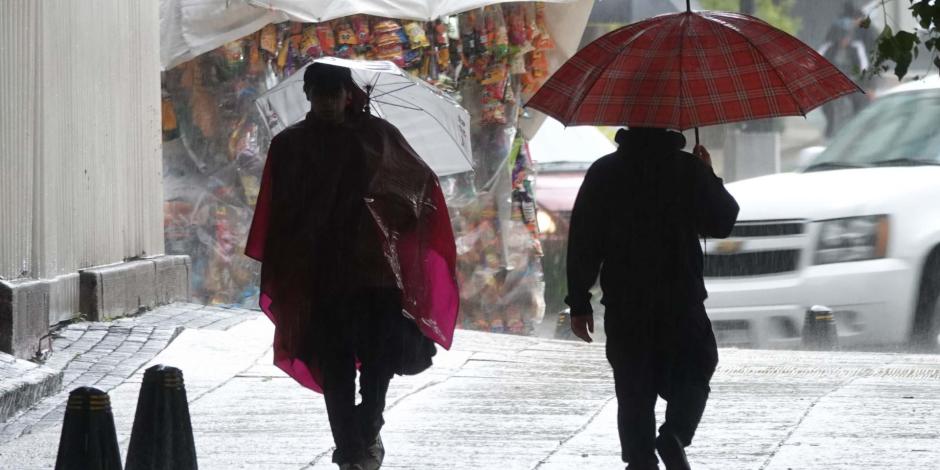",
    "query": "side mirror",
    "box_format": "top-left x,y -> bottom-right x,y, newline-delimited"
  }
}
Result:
797,146 -> 826,169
